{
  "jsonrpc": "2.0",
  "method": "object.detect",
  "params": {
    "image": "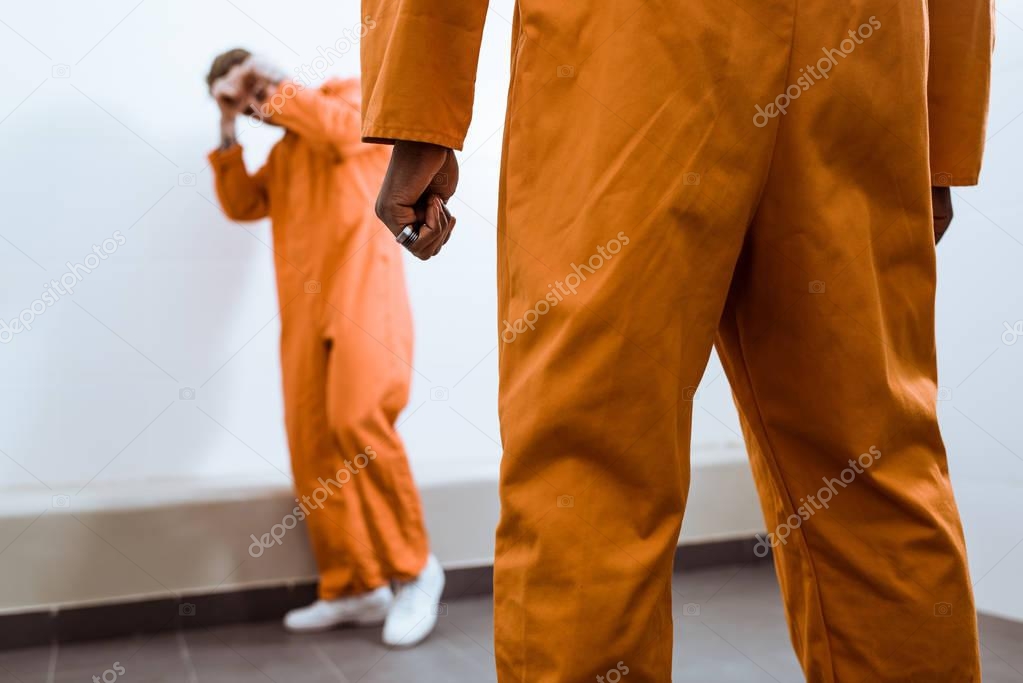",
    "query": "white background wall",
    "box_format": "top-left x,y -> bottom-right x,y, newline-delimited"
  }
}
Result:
935,6 -> 1023,619
0,0 -> 1019,619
